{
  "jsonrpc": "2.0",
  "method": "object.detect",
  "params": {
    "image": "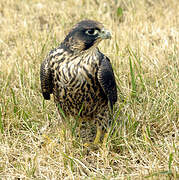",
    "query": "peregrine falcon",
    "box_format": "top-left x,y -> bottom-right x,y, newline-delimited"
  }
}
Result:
40,20 -> 117,144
